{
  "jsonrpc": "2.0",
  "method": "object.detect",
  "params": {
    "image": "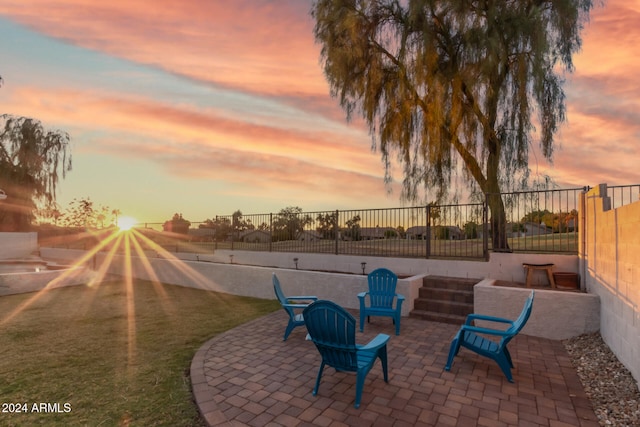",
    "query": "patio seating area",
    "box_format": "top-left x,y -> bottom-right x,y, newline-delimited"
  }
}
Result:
190,310 -> 600,426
